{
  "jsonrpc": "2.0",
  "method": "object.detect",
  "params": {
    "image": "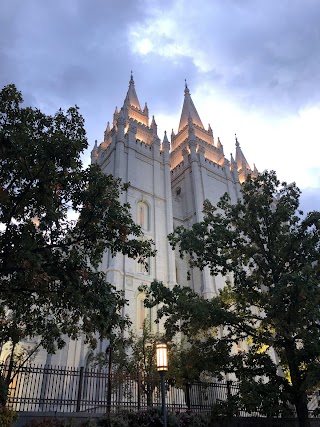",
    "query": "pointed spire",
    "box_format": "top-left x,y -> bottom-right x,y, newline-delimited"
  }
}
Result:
104,122 -> 110,140
253,163 -> 258,175
150,116 -> 157,129
235,134 -> 251,172
217,137 -> 223,152
91,140 -> 98,163
150,115 -> 157,135
113,106 -> 119,126
230,153 -> 236,171
178,82 -> 204,132
163,130 -> 169,144
208,123 -> 213,135
124,71 -> 141,110
143,102 -> 149,115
